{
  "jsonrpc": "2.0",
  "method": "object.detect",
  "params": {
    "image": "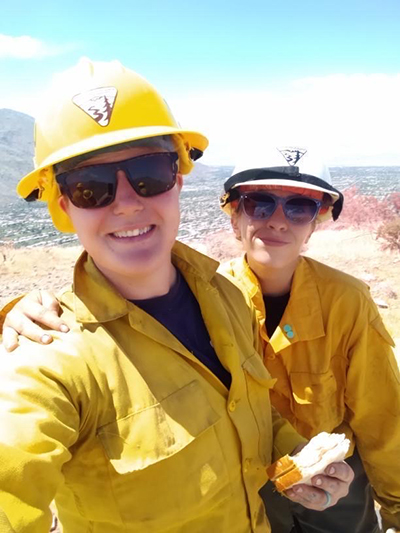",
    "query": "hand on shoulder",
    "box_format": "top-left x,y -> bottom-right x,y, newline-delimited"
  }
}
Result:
1,290 -> 67,352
